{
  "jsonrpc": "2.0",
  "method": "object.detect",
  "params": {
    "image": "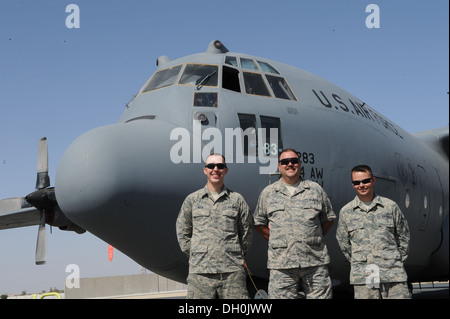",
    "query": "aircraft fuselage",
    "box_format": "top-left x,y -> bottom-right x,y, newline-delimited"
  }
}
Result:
55,41 -> 448,286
